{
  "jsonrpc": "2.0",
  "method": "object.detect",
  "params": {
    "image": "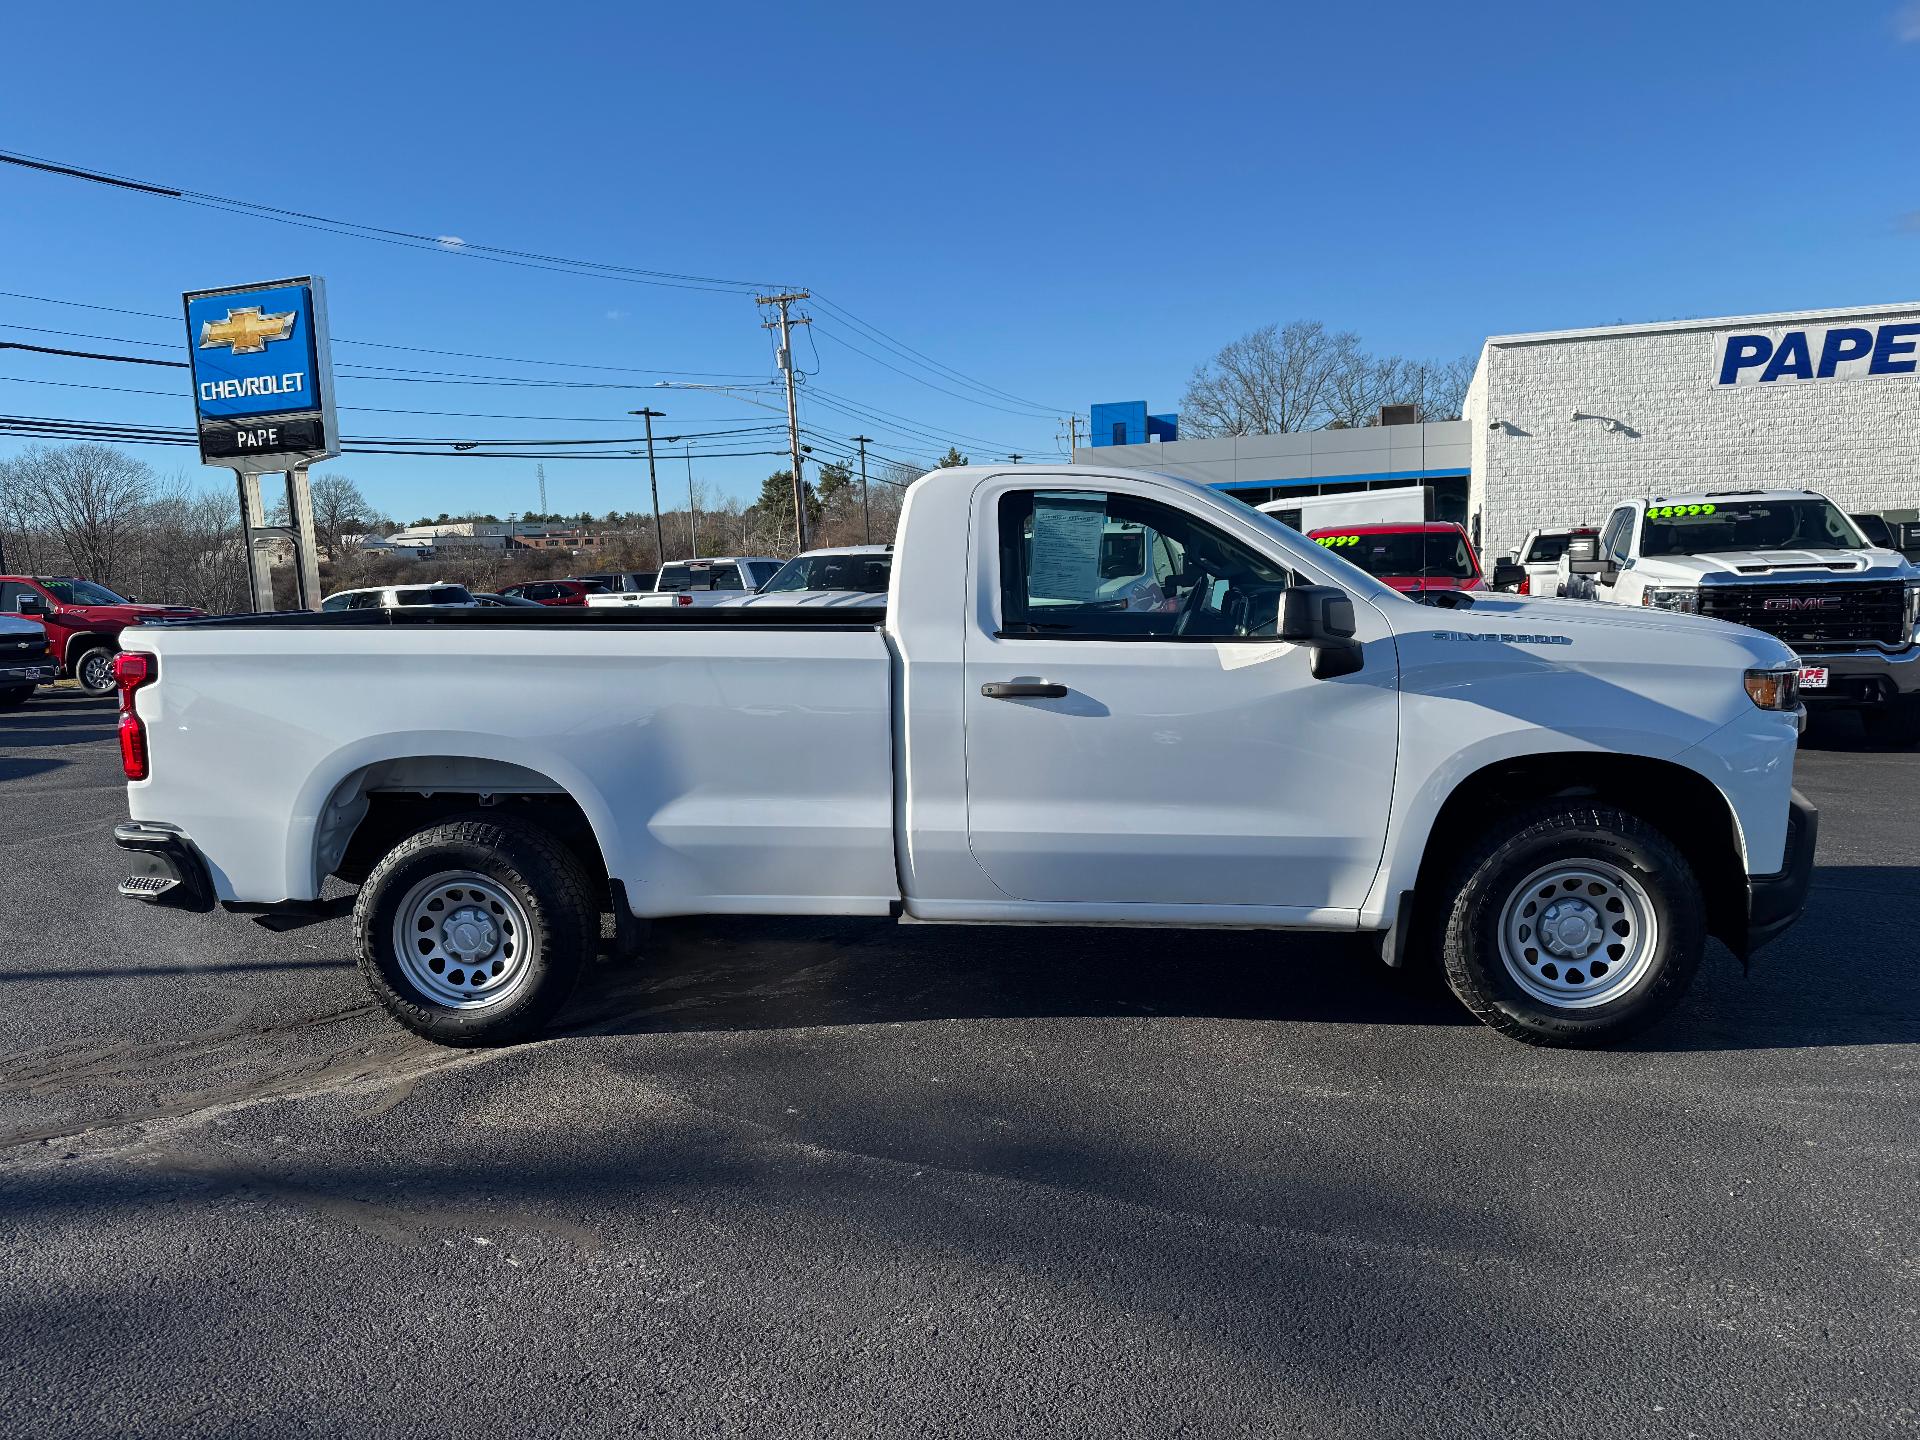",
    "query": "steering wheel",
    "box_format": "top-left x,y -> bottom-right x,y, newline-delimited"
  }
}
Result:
1173,571 -> 1213,636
